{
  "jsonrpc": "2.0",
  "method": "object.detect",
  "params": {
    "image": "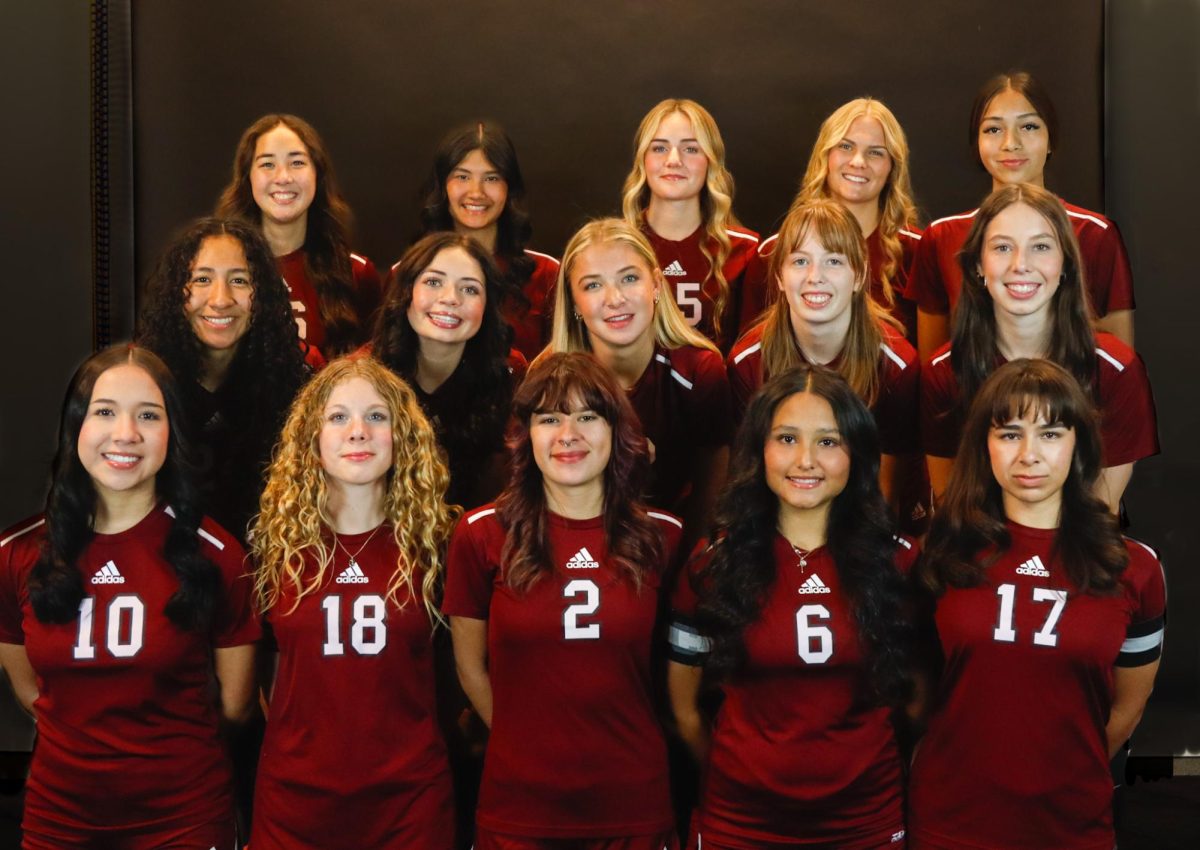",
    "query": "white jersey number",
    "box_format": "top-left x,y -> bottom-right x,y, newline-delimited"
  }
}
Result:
290,299 -> 308,341
993,583 -> 1068,647
321,594 -> 388,656
795,604 -> 834,664
73,595 -> 145,660
563,579 -> 600,640
675,282 -> 703,326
